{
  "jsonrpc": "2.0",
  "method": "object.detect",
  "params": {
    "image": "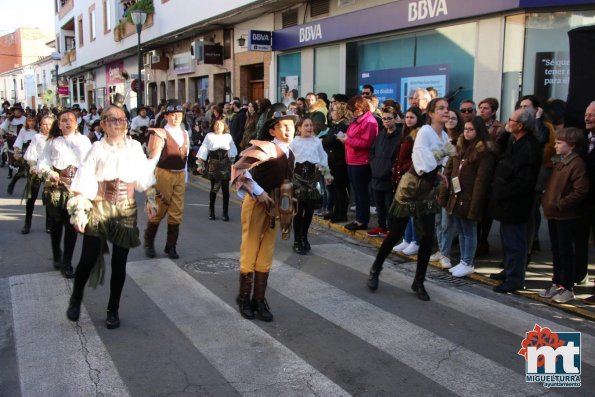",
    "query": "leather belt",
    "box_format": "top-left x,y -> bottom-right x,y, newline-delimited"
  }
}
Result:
96,179 -> 135,204
294,161 -> 317,178
55,165 -> 77,187
209,149 -> 228,160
